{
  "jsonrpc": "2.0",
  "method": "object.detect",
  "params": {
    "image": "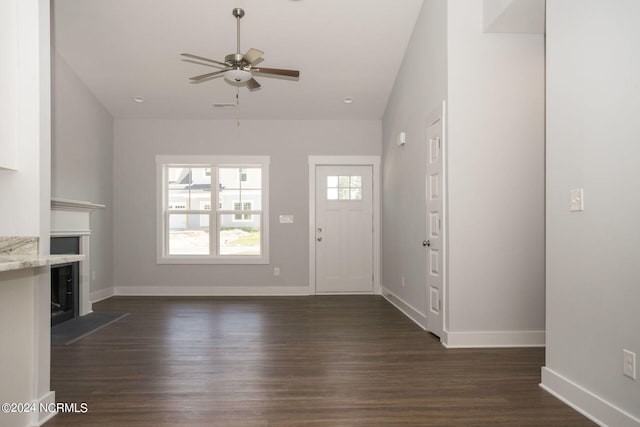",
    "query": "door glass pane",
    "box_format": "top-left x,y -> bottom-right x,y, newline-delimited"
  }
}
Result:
327,188 -> 338,200
326,174 -> 363,201
219,214 -> 261,255
168,214 -> 209,255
